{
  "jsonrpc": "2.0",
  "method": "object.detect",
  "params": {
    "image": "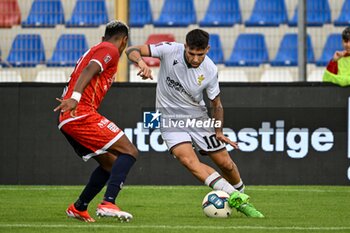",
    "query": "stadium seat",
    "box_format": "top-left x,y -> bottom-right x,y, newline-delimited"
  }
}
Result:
142,34 -> 175,67
153,0 -> 196,27
199,0 -> 242,27
47,34 -> 88,67
0,0 -> 21,28
0,70 -> 22,82
225,34 -> 269,66
334,0 -> 350,26
245,0 -> 288,26
66,0 -> 108,27
35,70 -> 66,82
308,68 -> 324,81
260,69 -> 294,82
6,34 -> 45,67
218,69 -> 248,82
316,34 -> 342,66
207,34 -> 224,64
271,34 -> 315,66
129,0 -> 153,27
22,0 -> 65,27
288,0 -> 331,26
